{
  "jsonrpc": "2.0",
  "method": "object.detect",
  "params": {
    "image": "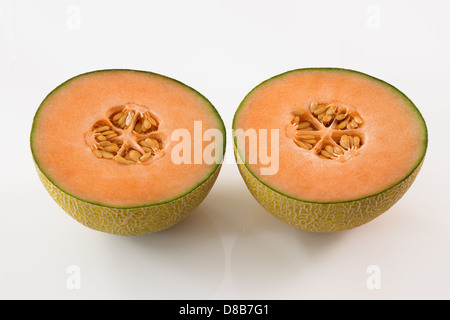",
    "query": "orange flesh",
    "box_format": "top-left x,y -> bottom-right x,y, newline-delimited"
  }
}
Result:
32,70 -> 223,207
234,69 -> 426,202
